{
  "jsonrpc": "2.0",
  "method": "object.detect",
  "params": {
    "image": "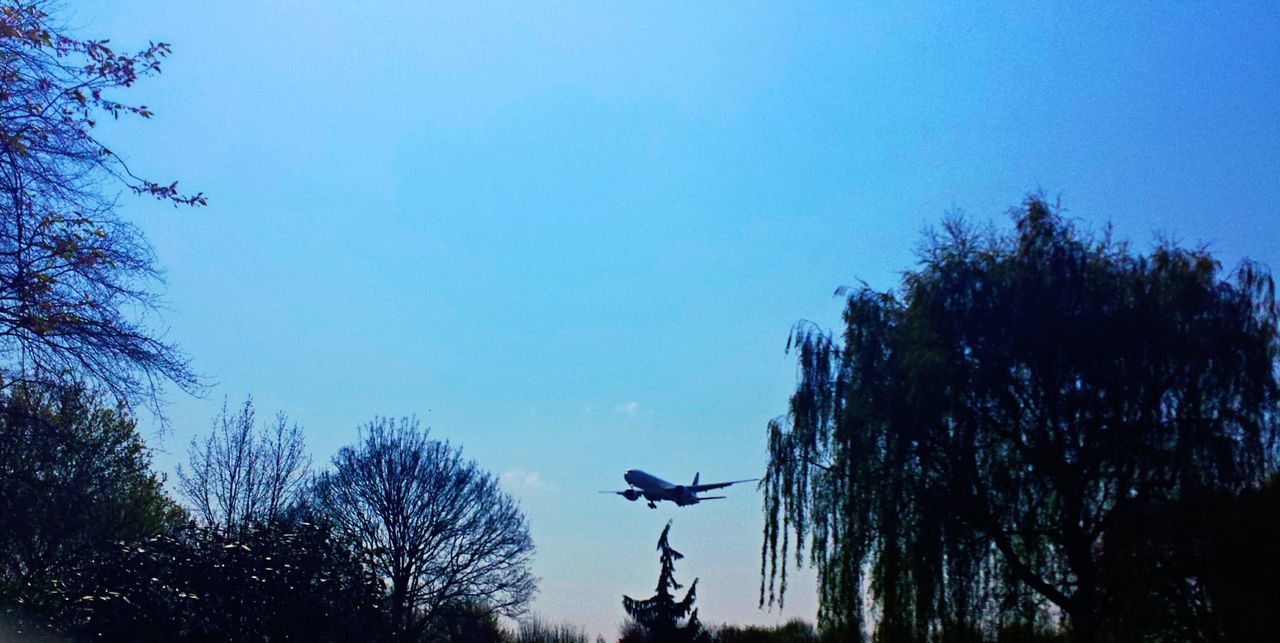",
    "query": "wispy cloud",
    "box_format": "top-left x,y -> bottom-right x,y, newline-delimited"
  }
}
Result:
616,401 -> 639,418
502,469 -> 549,490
